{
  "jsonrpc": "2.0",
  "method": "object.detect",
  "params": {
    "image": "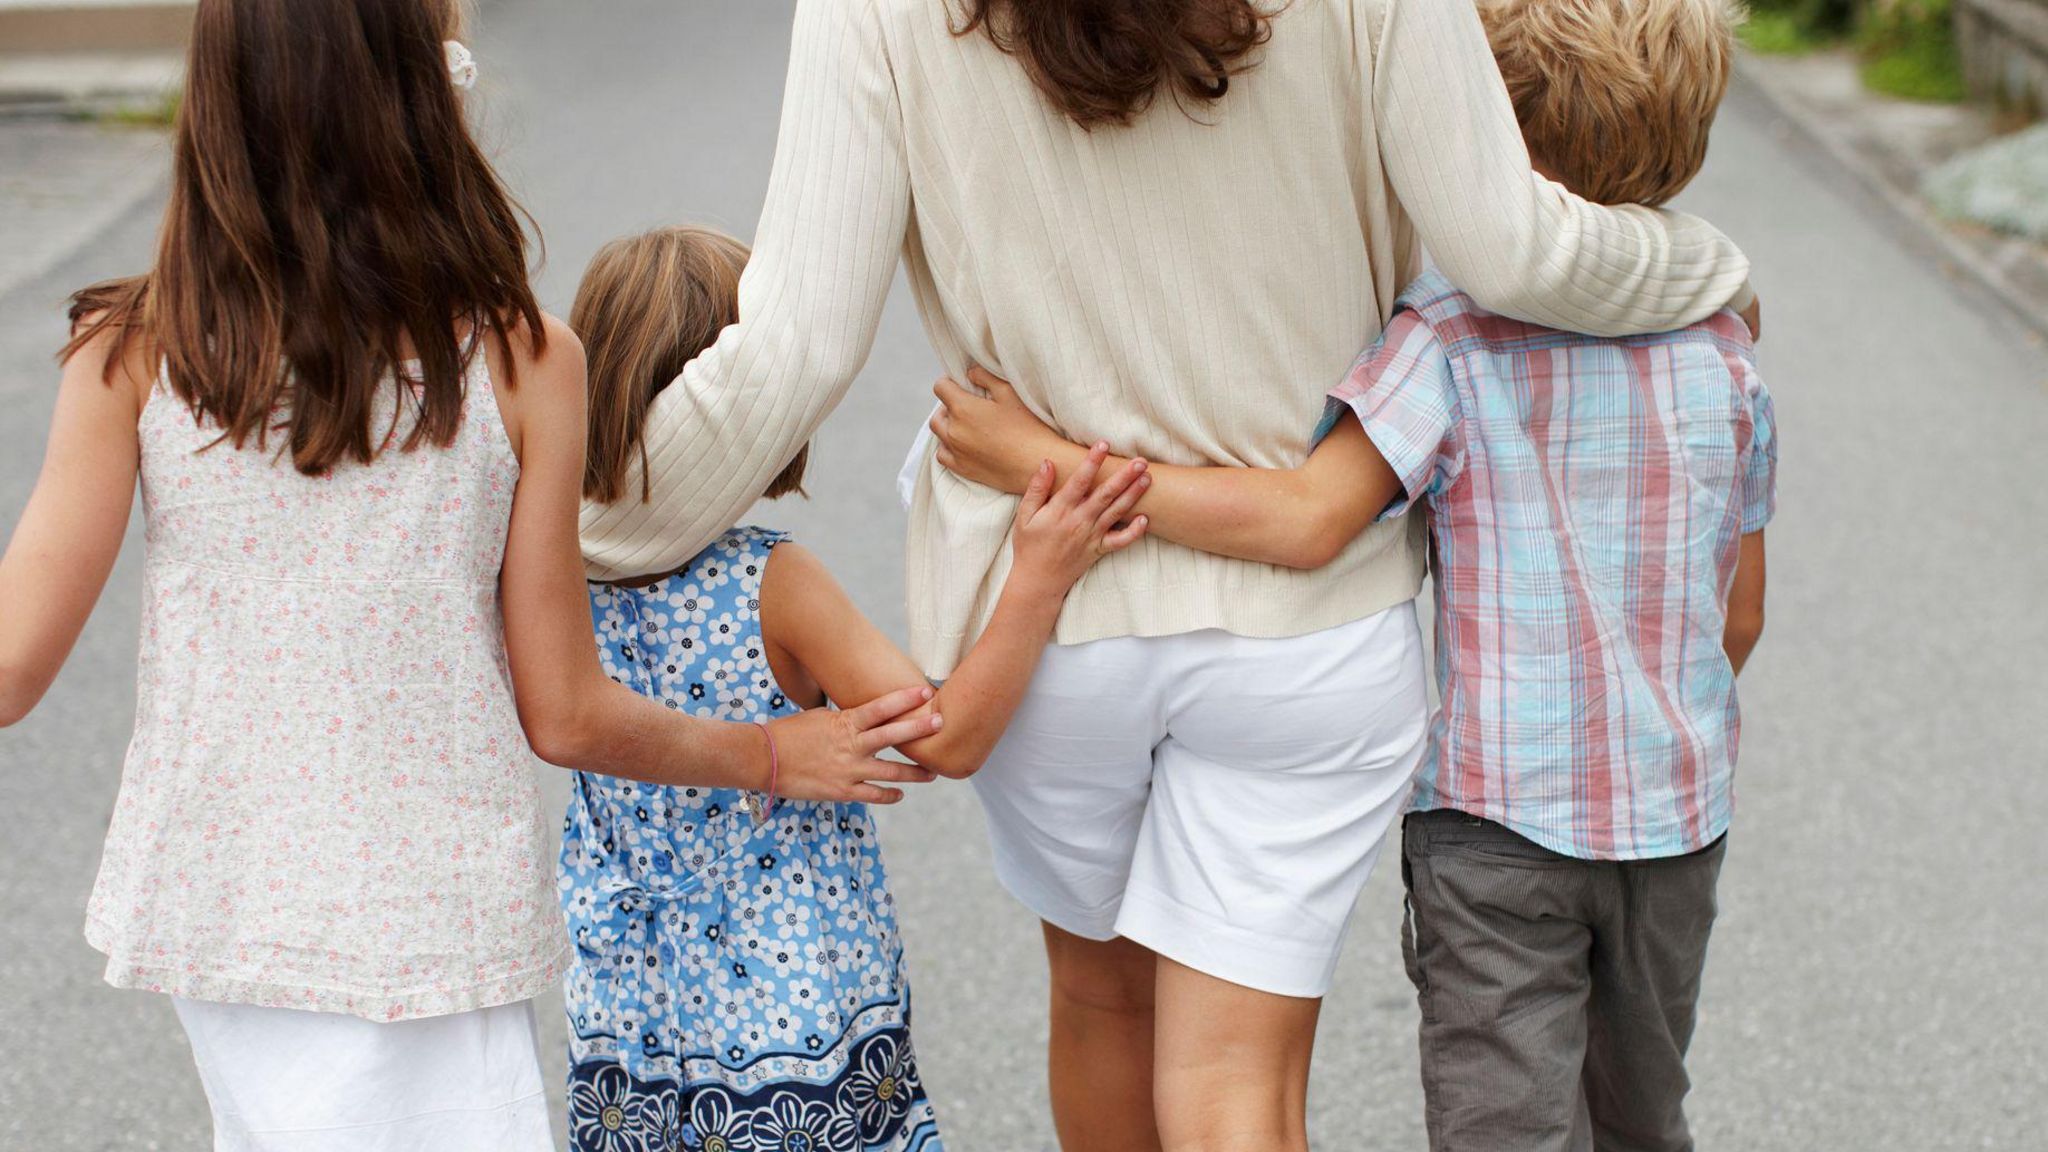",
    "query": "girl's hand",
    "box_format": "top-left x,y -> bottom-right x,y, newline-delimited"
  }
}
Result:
931,368 -> 1074,494
1007,443 -> 1150,600
765,684 -> 942,805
